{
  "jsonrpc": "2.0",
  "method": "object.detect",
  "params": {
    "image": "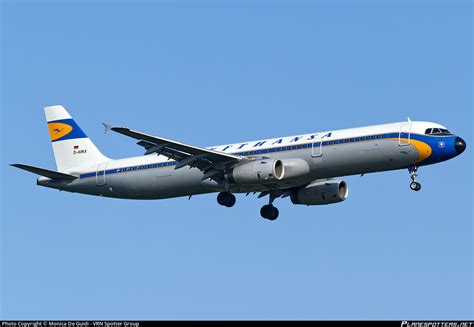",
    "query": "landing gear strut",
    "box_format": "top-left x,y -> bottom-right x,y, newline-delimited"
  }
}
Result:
217,192 -> 236,207
260,192 -> 280,220
409,166 -> 421,191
